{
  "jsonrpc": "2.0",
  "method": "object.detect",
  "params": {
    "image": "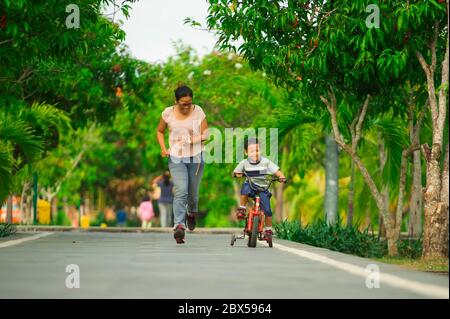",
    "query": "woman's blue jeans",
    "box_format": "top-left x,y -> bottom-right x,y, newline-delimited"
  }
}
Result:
168,152 -> 204,229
